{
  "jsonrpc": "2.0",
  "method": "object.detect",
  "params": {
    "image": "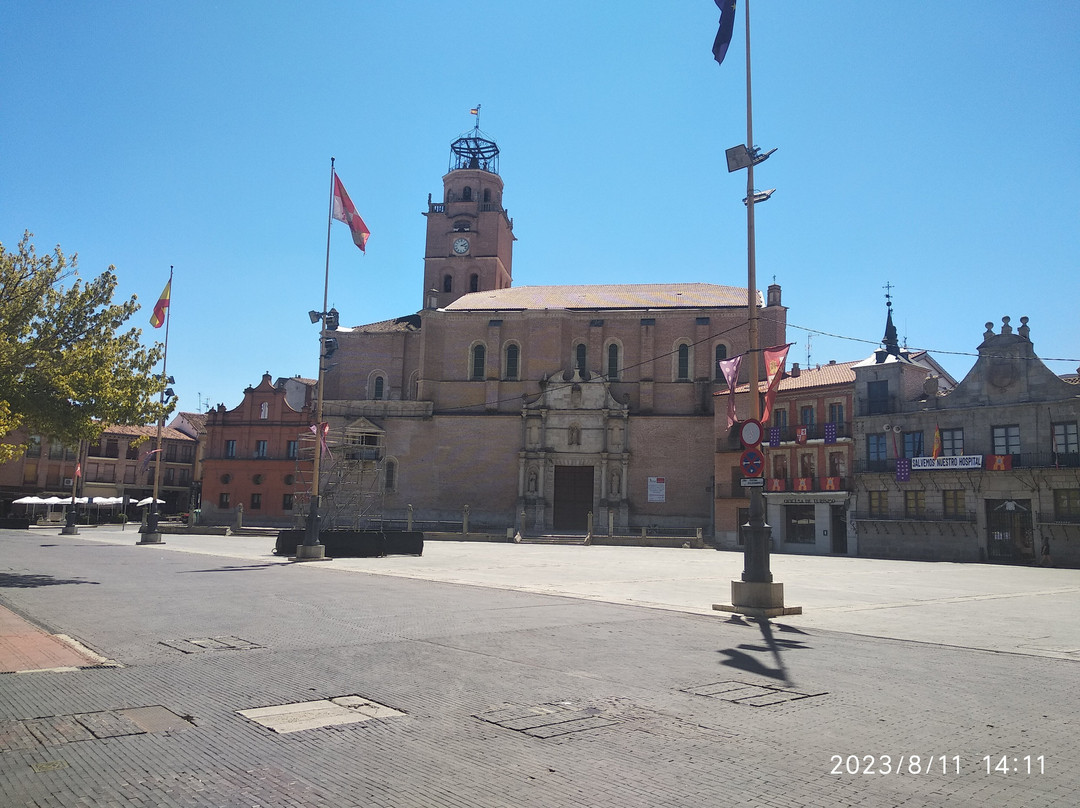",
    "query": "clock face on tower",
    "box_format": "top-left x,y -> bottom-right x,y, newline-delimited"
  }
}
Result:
452,237 -> 470,255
